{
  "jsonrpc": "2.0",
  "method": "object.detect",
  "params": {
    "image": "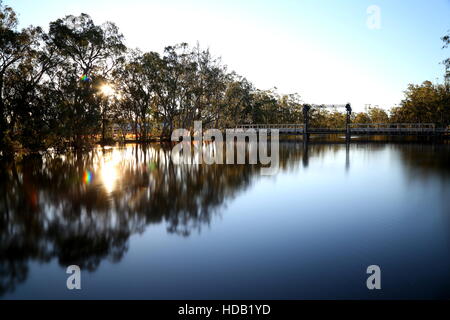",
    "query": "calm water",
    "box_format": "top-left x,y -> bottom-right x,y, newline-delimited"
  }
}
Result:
1,142 -> 450,299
